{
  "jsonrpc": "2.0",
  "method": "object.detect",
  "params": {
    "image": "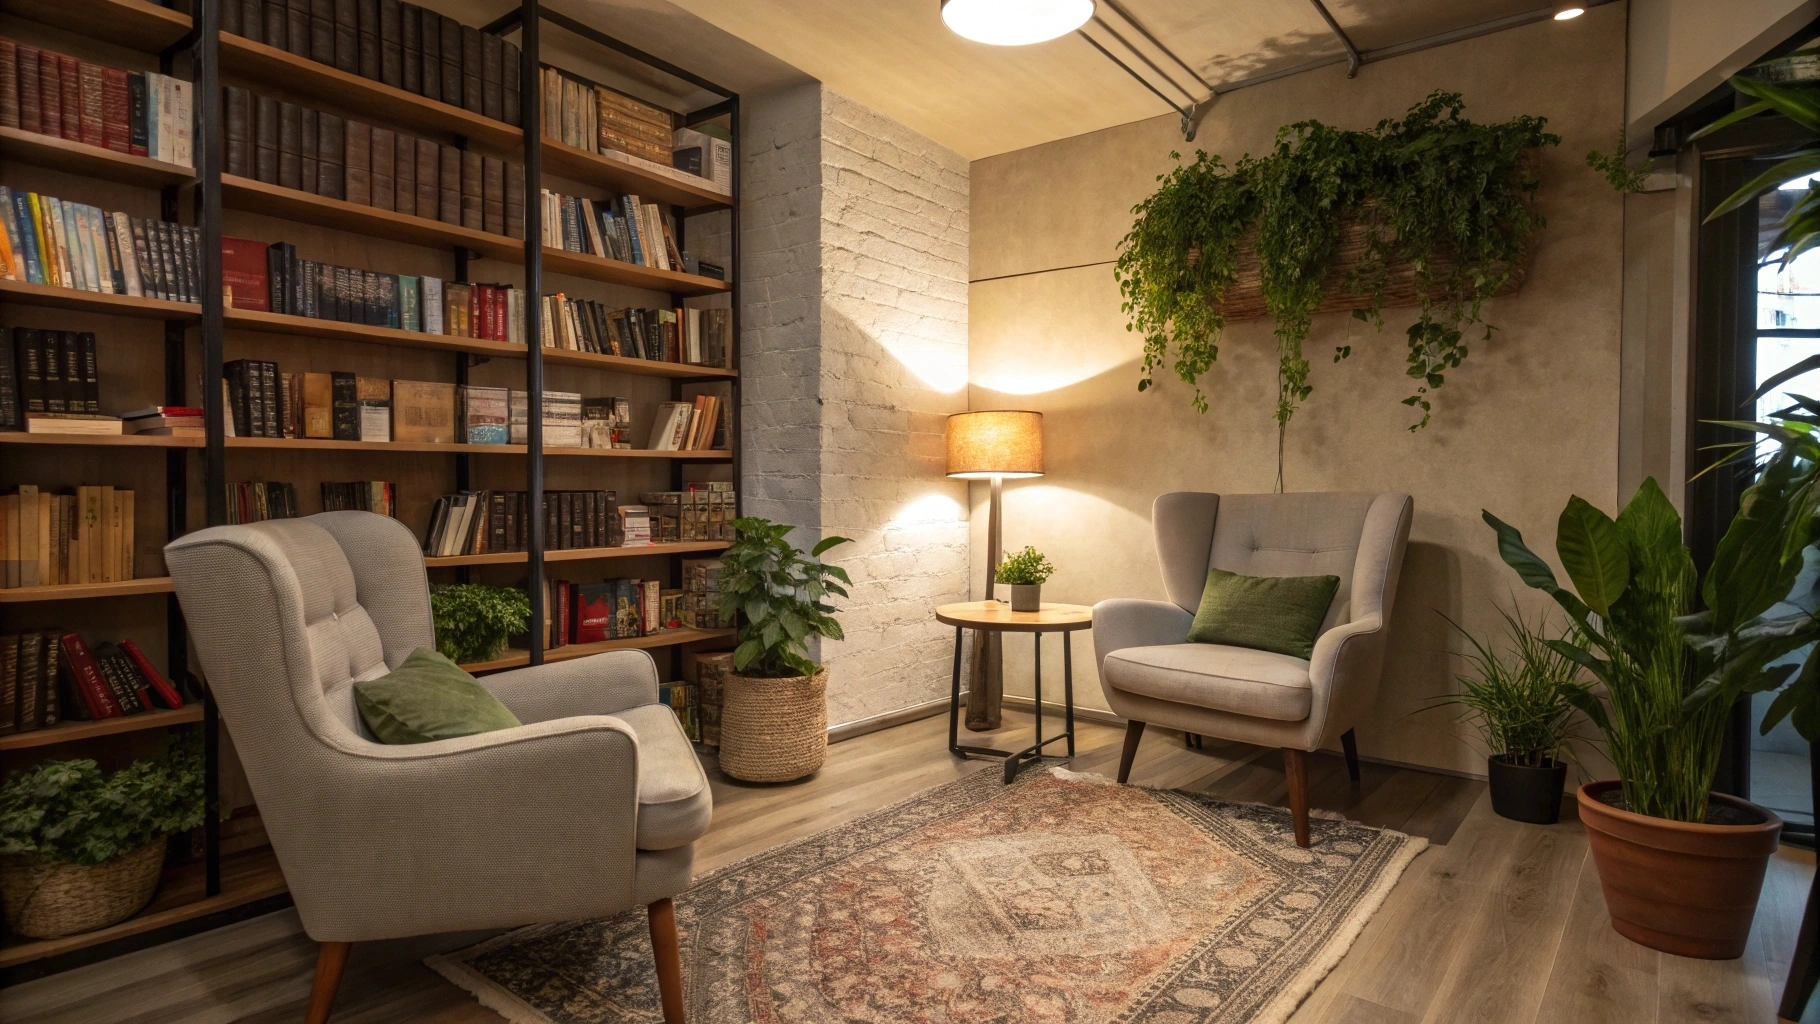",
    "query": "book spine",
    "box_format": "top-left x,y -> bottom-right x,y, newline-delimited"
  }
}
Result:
0,40 -> 18,130
121,638 -> 184,709
101,67 -> 129,153
78,60 -> 104,147
59,633 -> 122,718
